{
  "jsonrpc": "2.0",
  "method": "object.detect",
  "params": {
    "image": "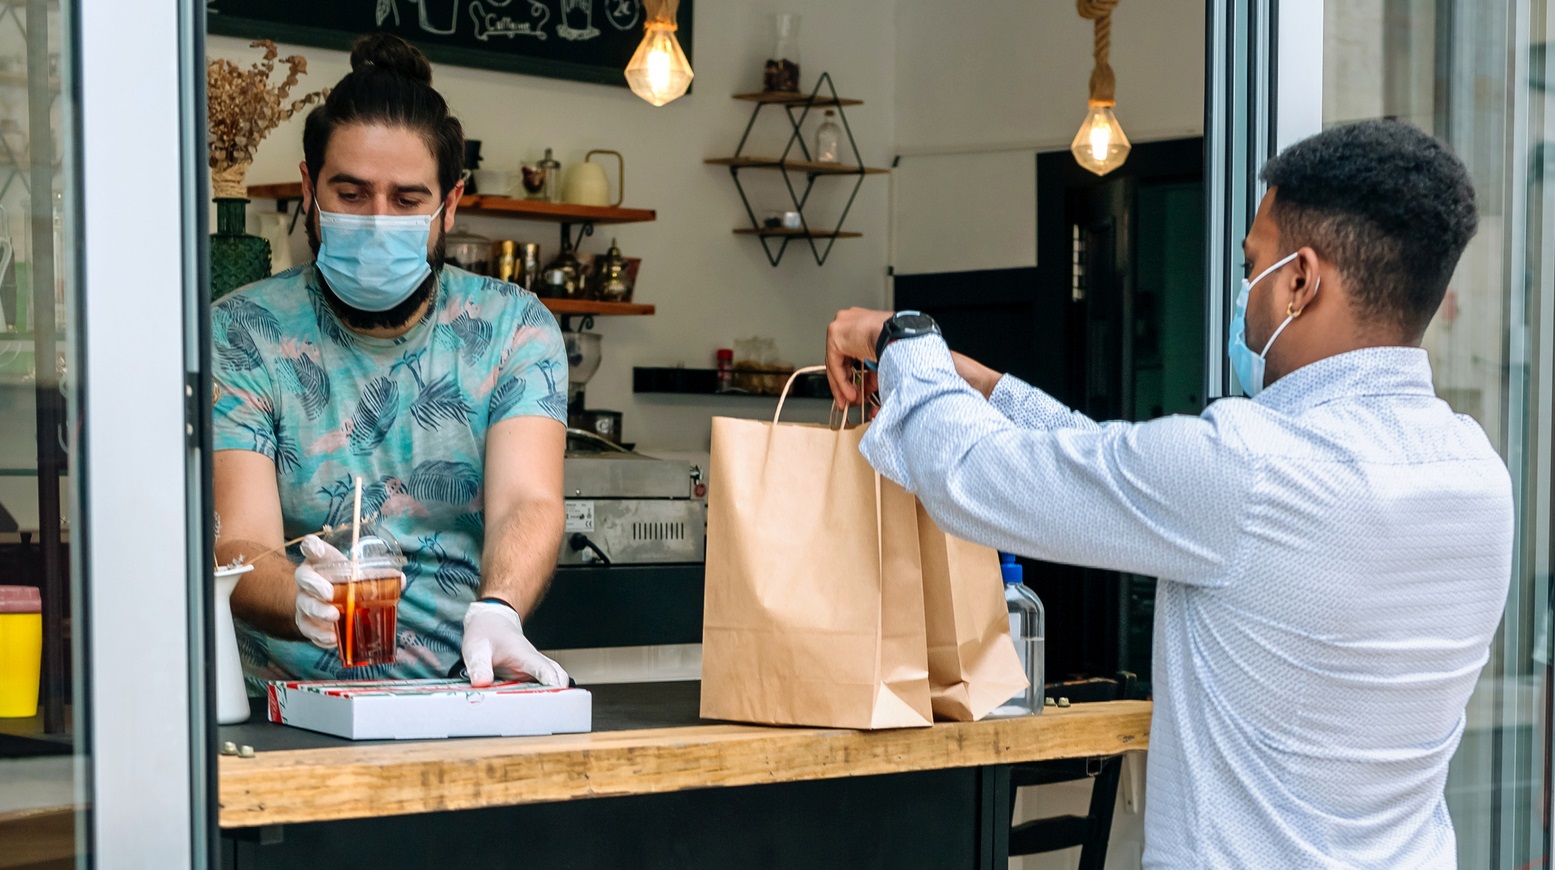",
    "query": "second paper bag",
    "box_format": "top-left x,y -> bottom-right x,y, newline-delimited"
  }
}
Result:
918,504 -> 1030,721
701,413 -> 933,729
